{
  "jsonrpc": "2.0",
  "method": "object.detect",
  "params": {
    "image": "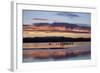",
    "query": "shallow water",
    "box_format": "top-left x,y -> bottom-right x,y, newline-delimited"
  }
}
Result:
23,54 -> 91,62
23,42 -> 91,63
